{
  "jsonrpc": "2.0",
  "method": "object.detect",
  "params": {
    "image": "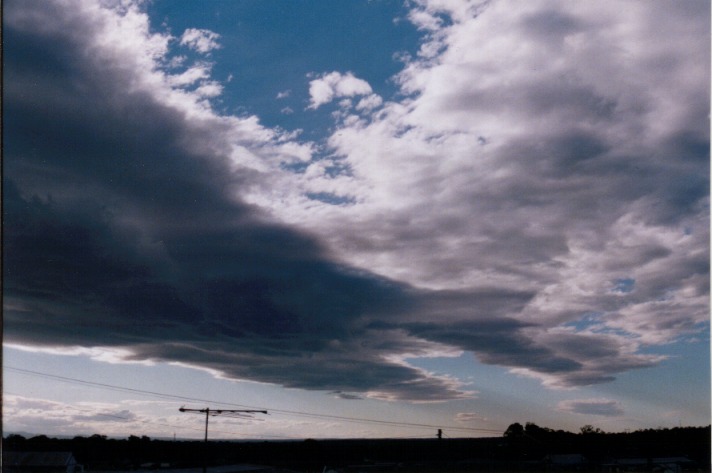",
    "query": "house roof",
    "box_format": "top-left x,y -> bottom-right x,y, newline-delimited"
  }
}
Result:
2,451 -> 77,467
